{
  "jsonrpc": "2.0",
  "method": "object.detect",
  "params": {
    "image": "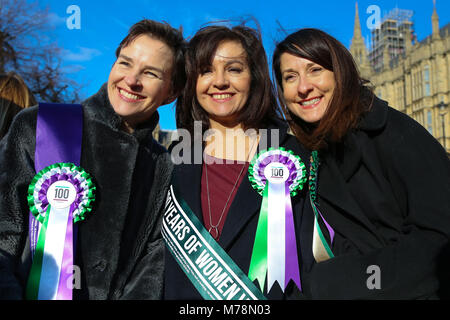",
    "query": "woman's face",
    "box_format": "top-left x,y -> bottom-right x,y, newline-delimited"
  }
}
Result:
107,35 -> 174,130
280,52 -> 335,124
195,40 -> 251,127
